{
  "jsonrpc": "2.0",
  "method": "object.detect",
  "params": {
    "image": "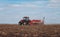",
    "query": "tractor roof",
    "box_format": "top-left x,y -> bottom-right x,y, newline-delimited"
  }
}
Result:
23,16 -> 29,18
